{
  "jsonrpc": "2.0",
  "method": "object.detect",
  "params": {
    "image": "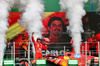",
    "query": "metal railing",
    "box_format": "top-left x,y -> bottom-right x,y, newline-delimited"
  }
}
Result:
3,41 -> 100,66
